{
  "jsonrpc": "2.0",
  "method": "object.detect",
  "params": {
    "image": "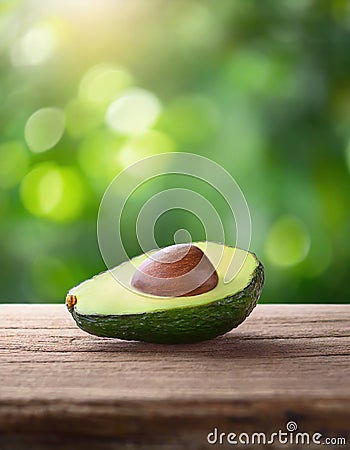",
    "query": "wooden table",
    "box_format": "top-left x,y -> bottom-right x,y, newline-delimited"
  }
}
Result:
0,304 -> 349,449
